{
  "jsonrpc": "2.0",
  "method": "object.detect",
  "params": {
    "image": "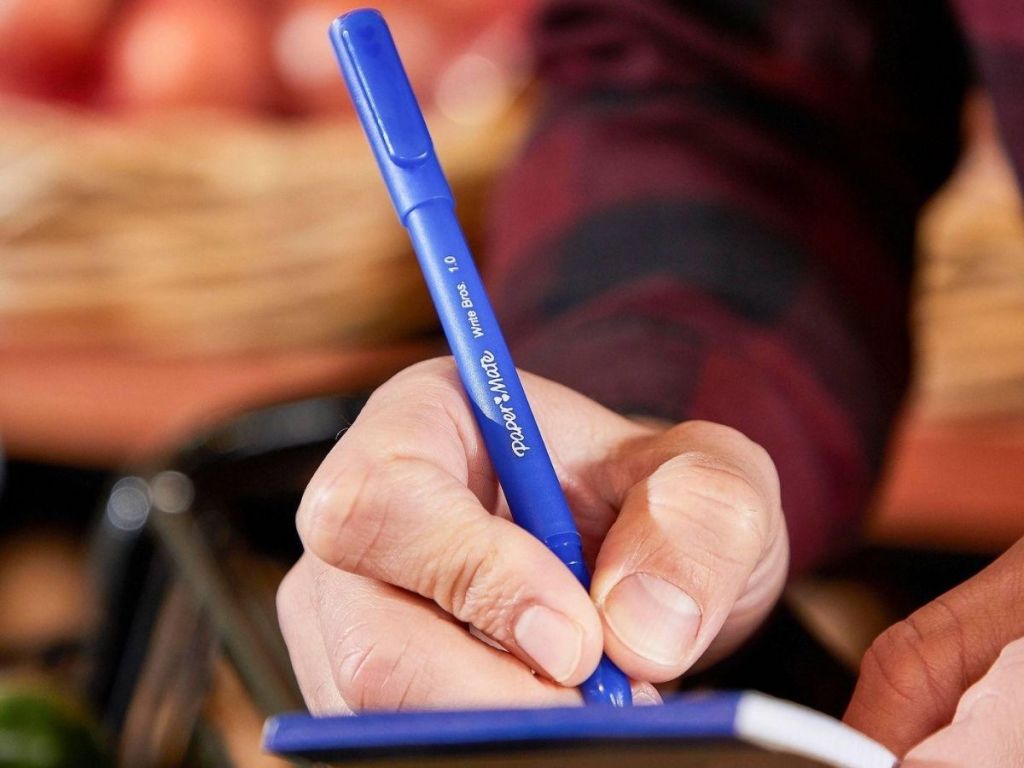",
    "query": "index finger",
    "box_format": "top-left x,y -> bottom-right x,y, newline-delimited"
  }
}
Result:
297,358 -> 617,687
844,537 -> 1024,754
